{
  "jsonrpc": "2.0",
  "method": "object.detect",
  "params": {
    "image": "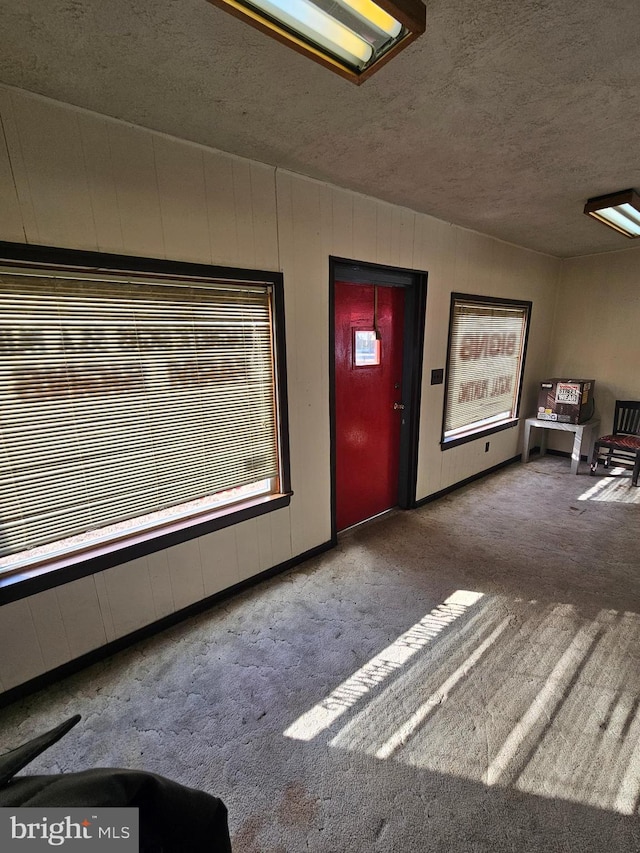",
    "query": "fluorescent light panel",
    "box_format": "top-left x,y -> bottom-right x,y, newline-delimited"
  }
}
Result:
335,0 -> 403,39
584,189 -> 640,238
249,0 -> 374,67
207,0 -> 426,83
